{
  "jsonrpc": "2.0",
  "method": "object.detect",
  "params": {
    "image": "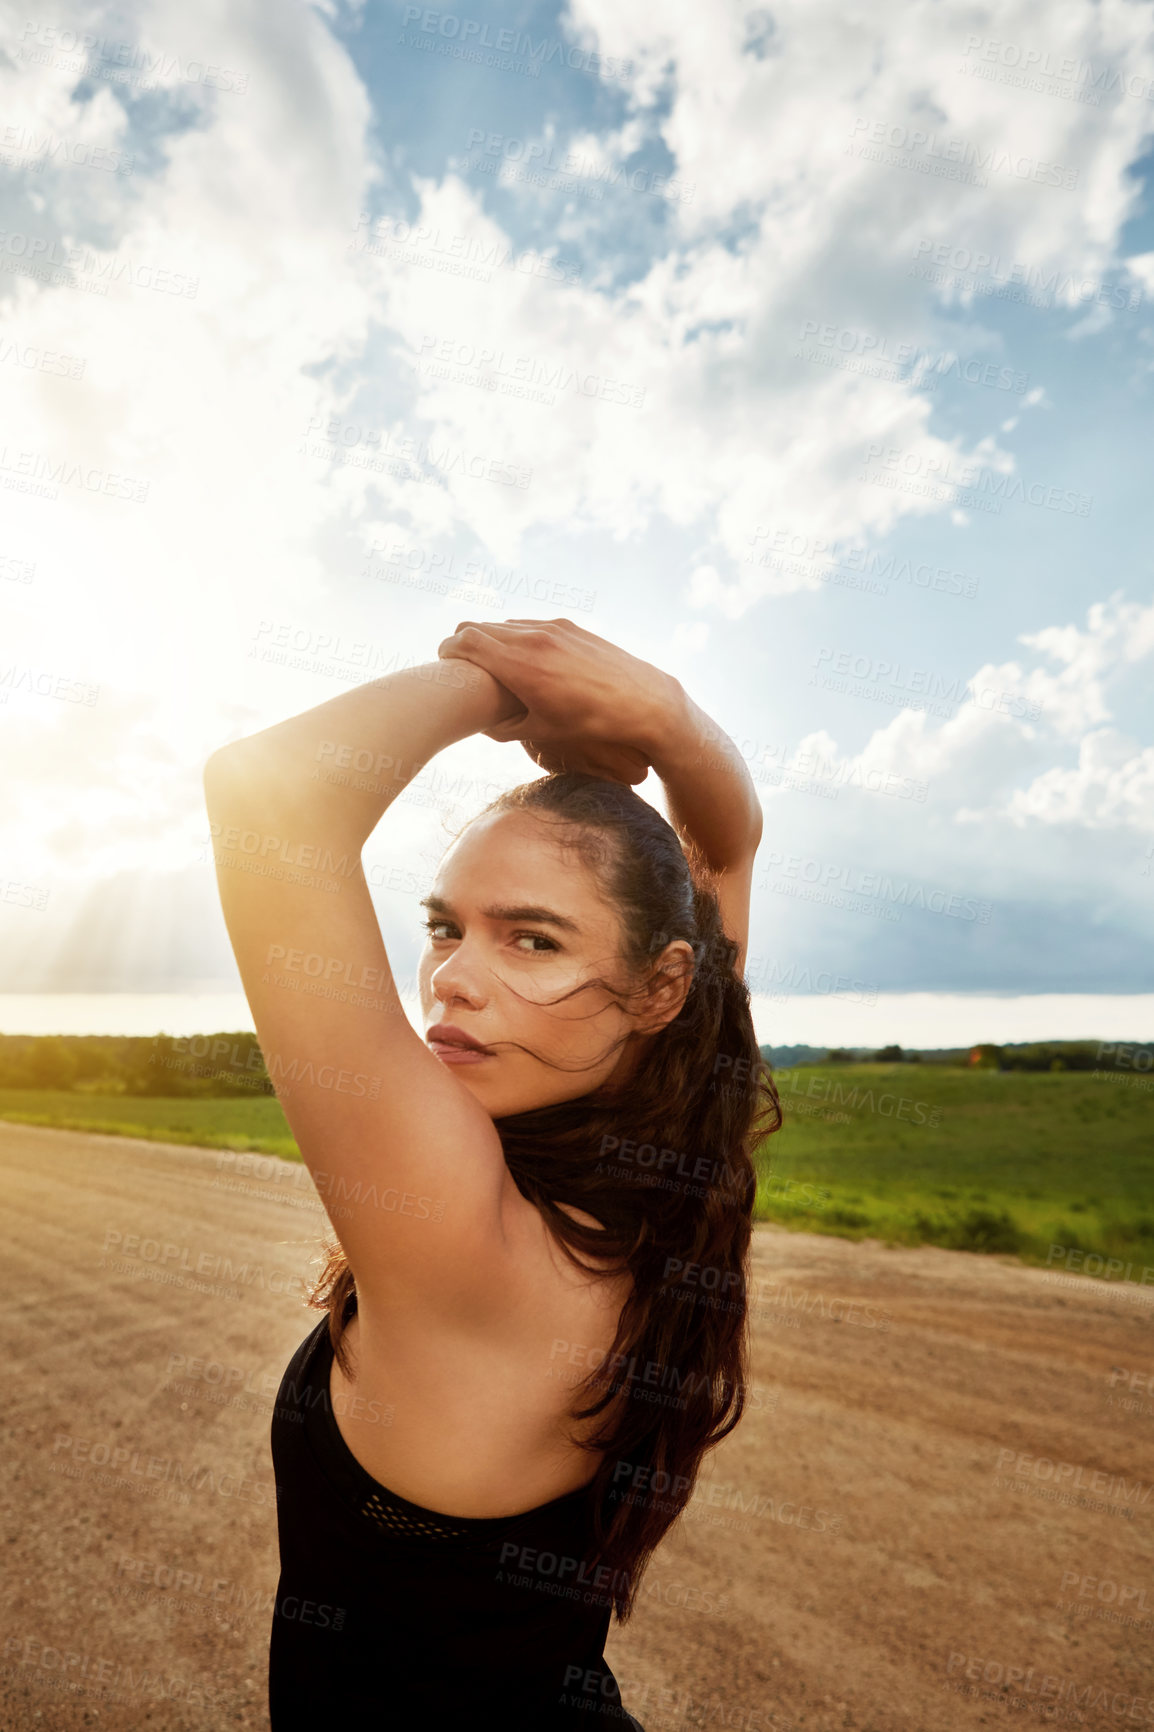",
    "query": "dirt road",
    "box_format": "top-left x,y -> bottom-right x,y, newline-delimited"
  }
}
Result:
1,1121 -> 1150,1730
